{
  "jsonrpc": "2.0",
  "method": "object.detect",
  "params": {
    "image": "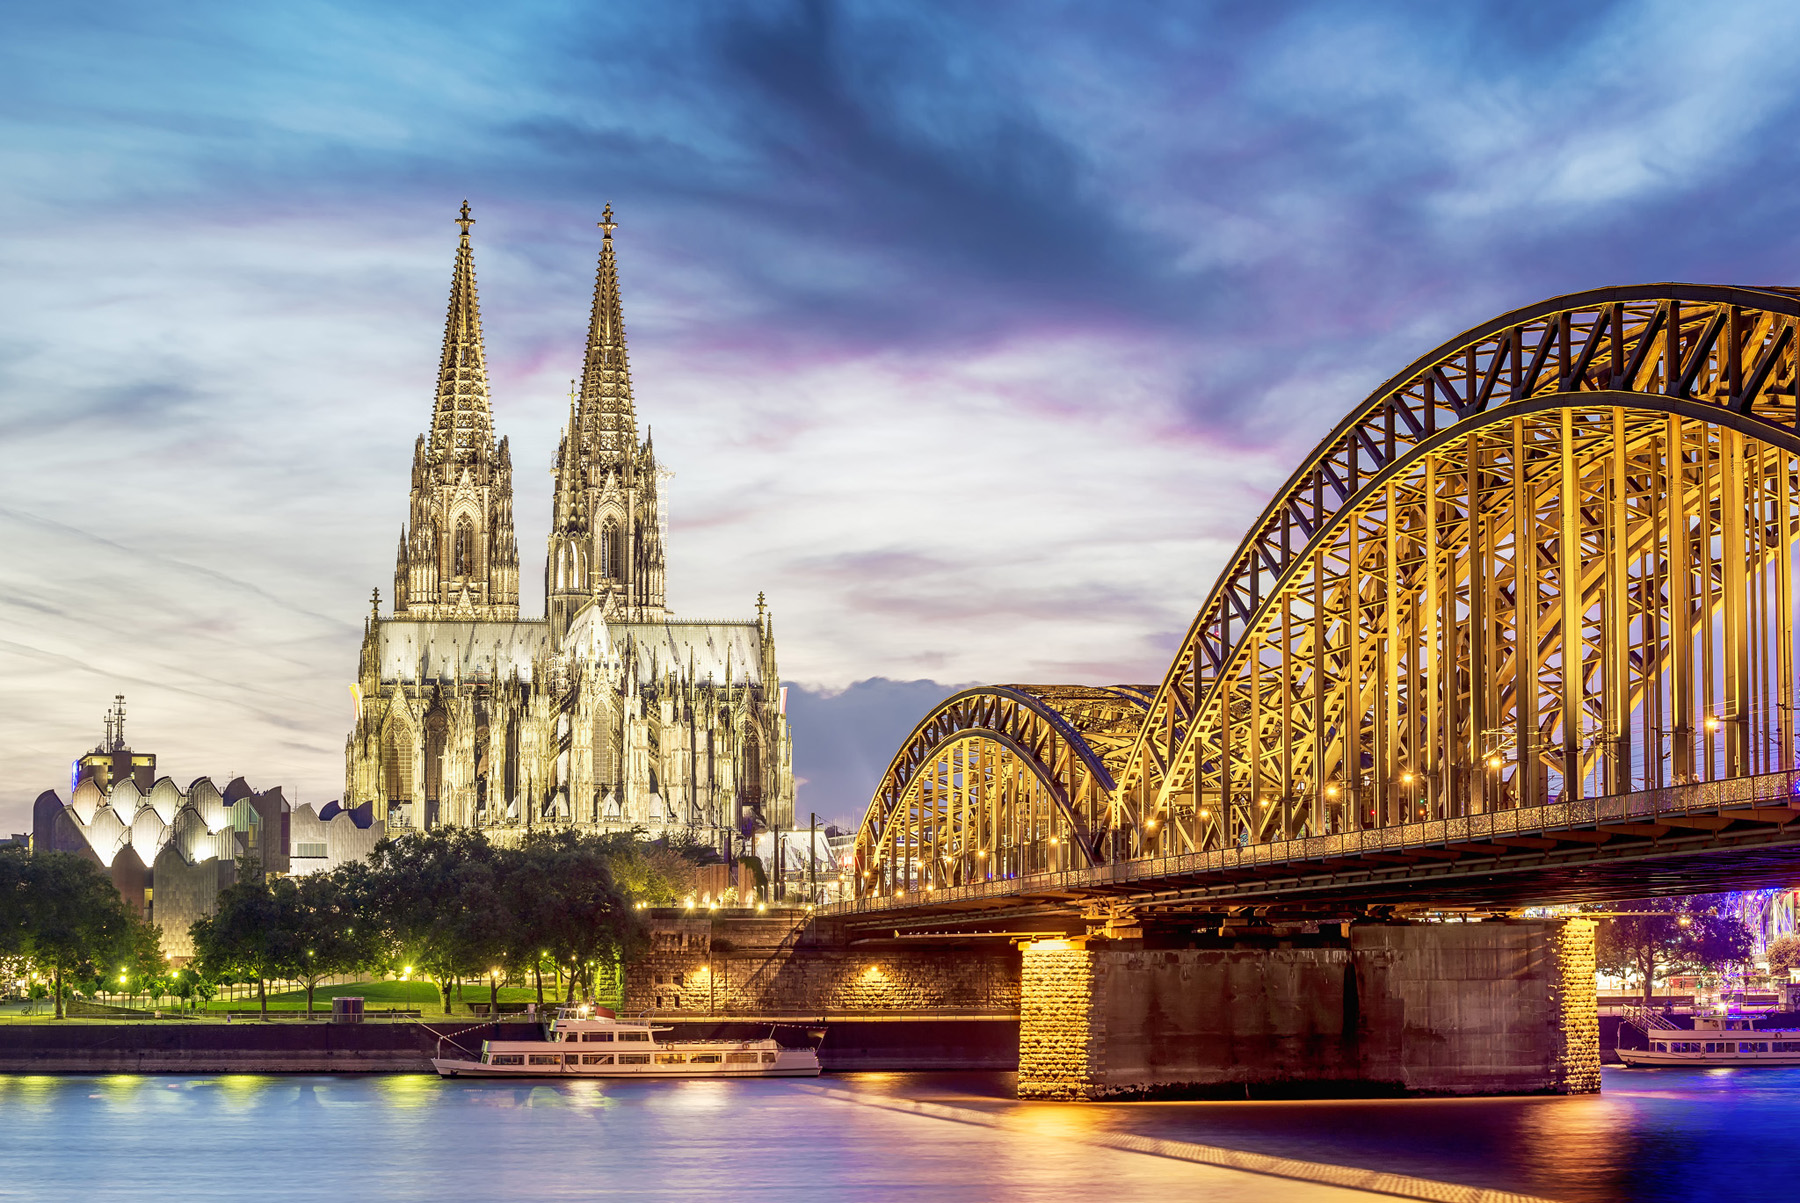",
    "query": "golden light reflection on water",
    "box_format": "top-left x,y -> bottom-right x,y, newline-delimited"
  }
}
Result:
375,1073 -> 436,1110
